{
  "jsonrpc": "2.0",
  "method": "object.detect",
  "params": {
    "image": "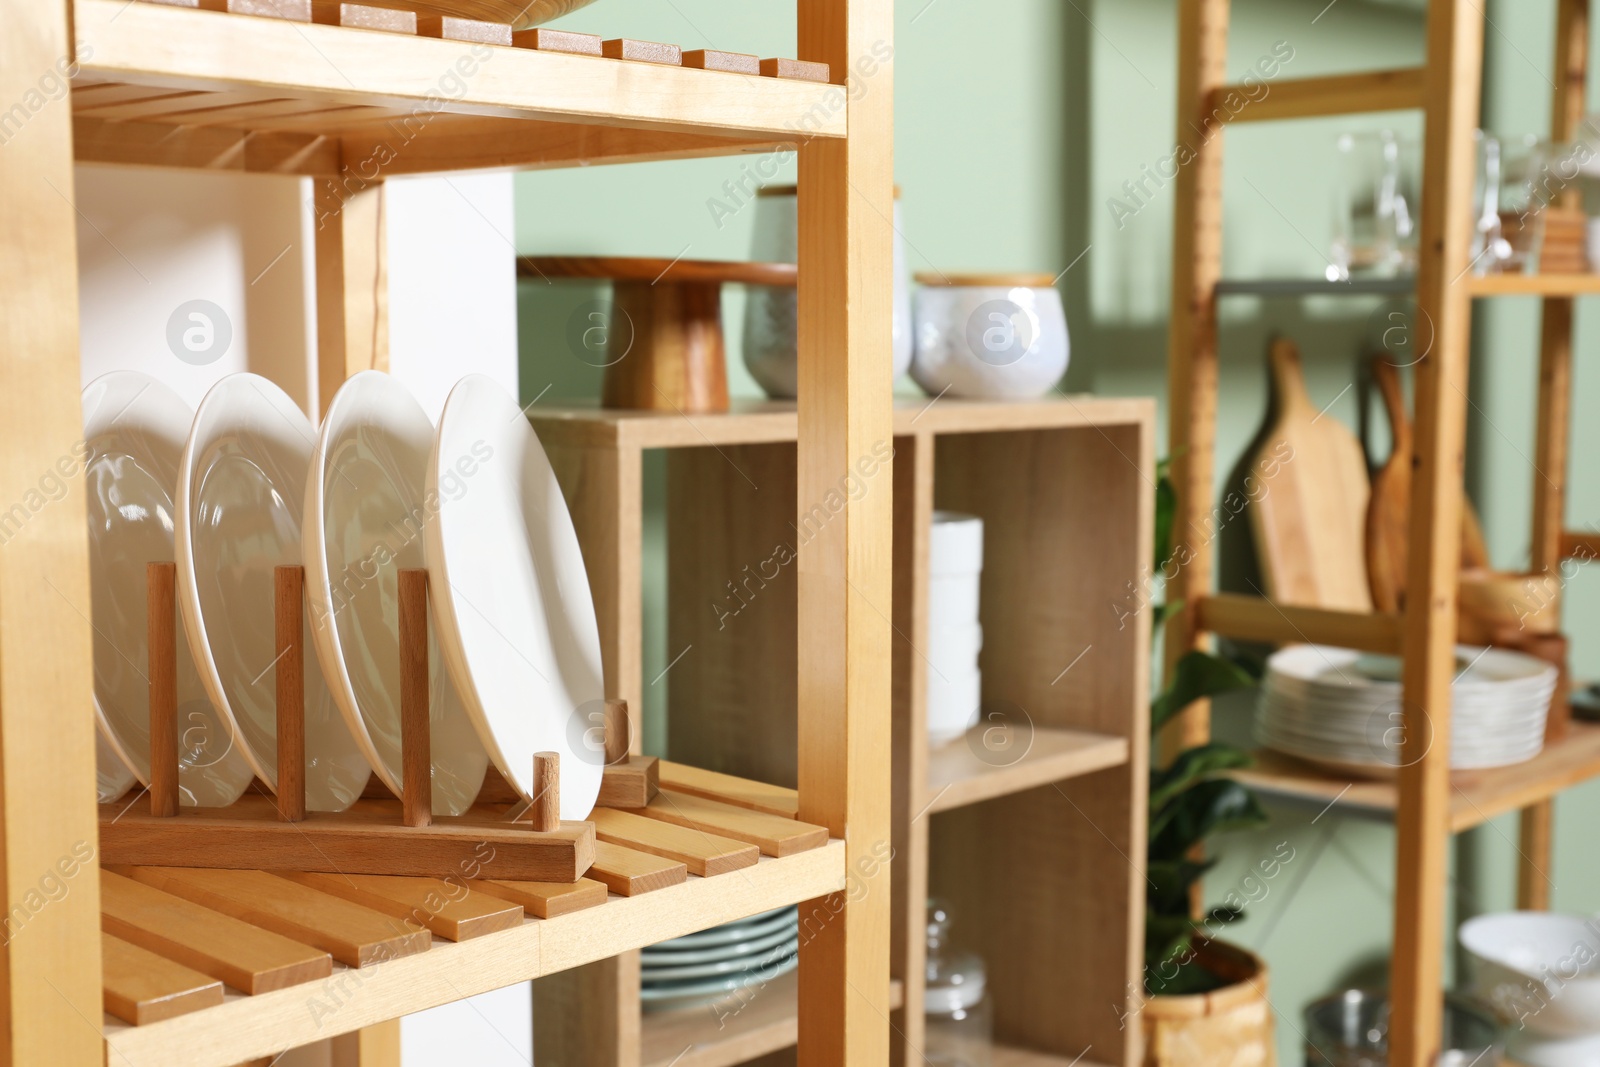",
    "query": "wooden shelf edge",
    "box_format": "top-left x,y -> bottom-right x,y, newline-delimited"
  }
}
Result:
525,396 -> 1156,451
74,0 -> 846,140
1211,66 -> 1426,124
639,971 -> 904,1067
1233,721 -> 1600,832
1465,272 -> 1600,297
102,842 -> 845,1067
1197,593 -> 1401,654
992,1044 -> 1113,1067
924,727 -> 1129,815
